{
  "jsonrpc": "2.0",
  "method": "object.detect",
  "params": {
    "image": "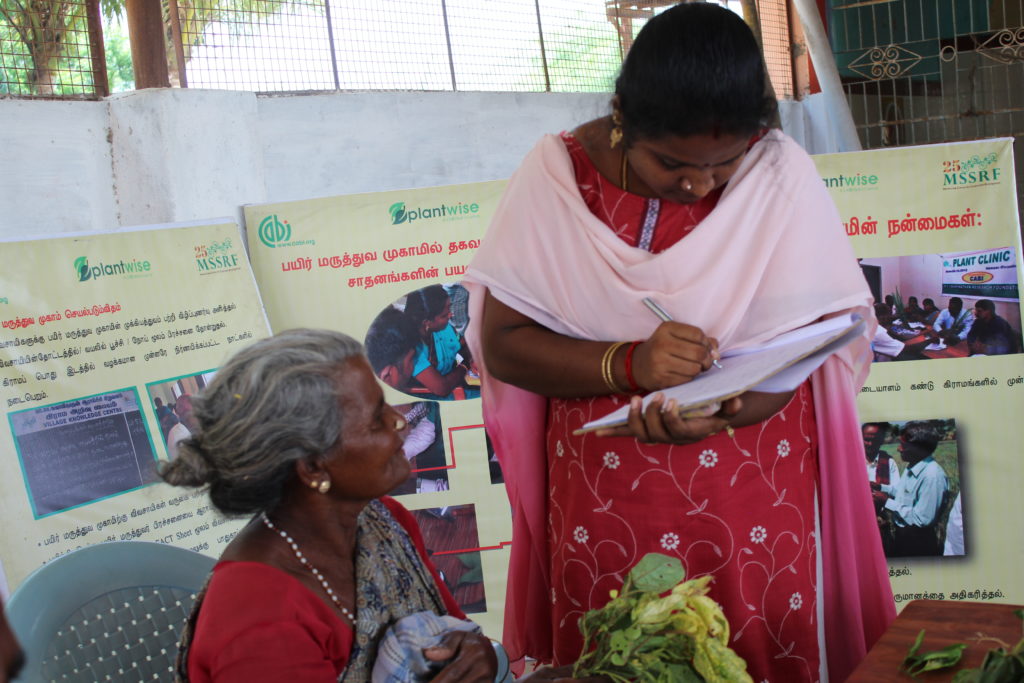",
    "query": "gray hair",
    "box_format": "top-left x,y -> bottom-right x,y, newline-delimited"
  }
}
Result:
160,328 -> 364,515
